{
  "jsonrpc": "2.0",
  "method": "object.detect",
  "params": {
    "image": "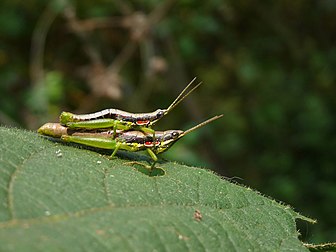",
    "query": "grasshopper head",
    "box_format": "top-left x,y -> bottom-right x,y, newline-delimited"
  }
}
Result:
154,130 -> 184,154
155,109 -> 167,120
140,109 -> 166,126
